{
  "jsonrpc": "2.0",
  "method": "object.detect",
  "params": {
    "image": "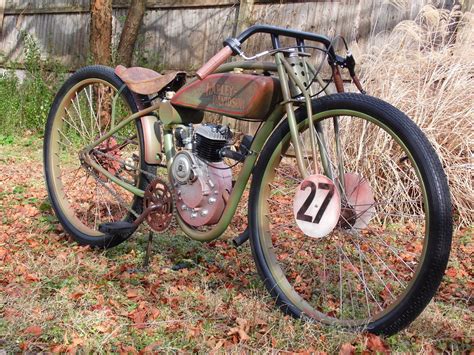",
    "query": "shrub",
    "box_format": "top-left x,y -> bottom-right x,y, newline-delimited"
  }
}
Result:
0,32 -> 66,134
